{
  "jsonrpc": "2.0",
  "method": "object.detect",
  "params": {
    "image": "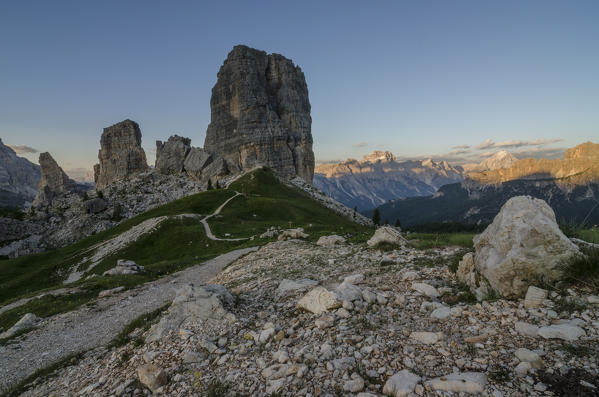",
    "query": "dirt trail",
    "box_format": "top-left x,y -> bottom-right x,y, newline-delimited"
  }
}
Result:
0,246 -> 258,391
